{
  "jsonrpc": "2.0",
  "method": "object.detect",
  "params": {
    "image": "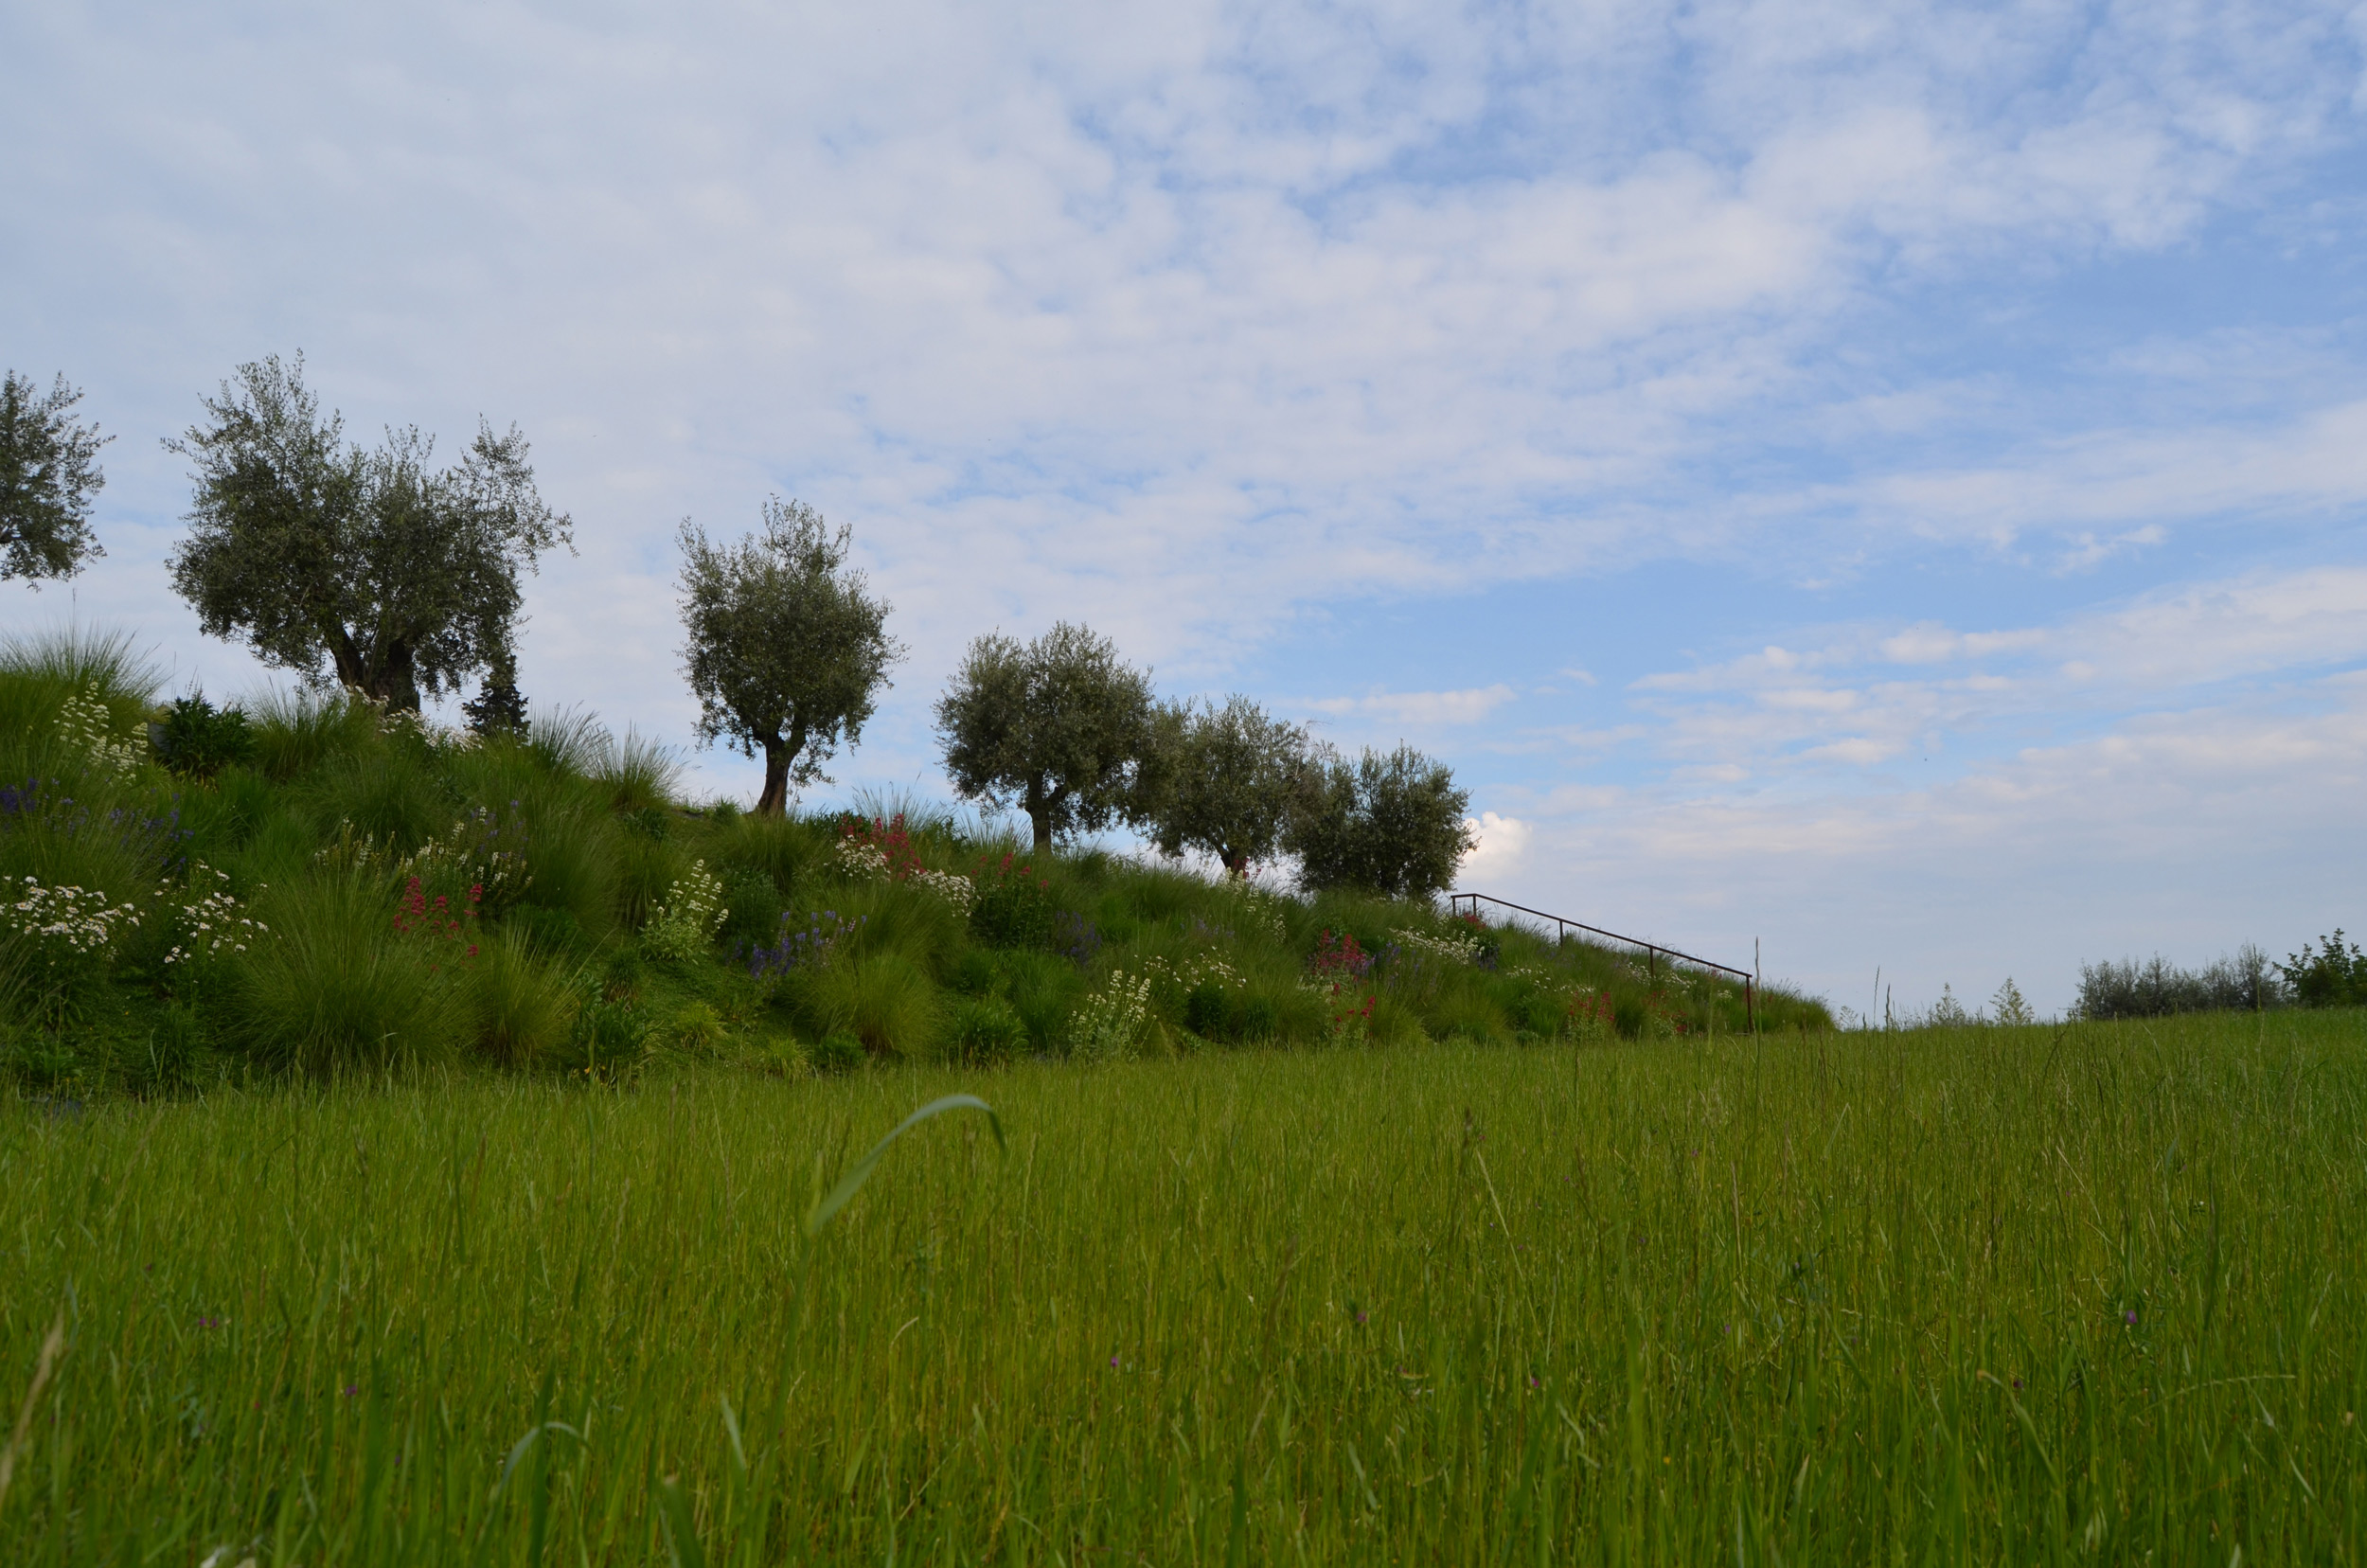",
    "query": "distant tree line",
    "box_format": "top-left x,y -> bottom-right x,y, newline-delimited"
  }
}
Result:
2072,933 -> 2366,1019
16,354 -> 1483,901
